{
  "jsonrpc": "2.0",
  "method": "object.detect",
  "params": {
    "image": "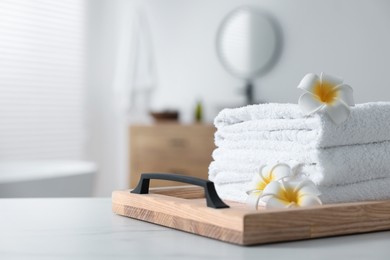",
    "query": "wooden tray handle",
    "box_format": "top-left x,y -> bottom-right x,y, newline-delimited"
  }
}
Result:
131,173 -> 229,209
